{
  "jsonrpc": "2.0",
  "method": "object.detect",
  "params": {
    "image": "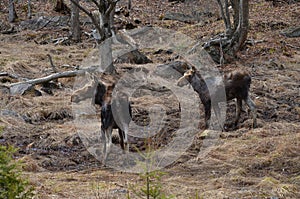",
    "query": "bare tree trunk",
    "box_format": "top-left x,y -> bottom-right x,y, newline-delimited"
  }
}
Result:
98,2 -> 115,73
204,0 -> 249,64
70,0 -> 81,42
231,0 -> 239,30
98,38 -> 114,73
27,0 -> 31,19
128,0 -> 132,9
70,0 -> 118,74
231,0 -> 249,53
8,0 -> 18,22
216,0 -> 232,35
